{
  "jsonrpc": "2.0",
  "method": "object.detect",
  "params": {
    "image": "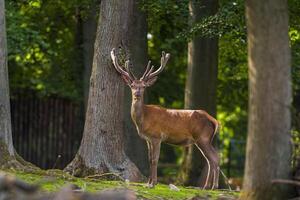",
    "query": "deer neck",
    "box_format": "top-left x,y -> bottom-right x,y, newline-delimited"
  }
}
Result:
131,96 -> 145,130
